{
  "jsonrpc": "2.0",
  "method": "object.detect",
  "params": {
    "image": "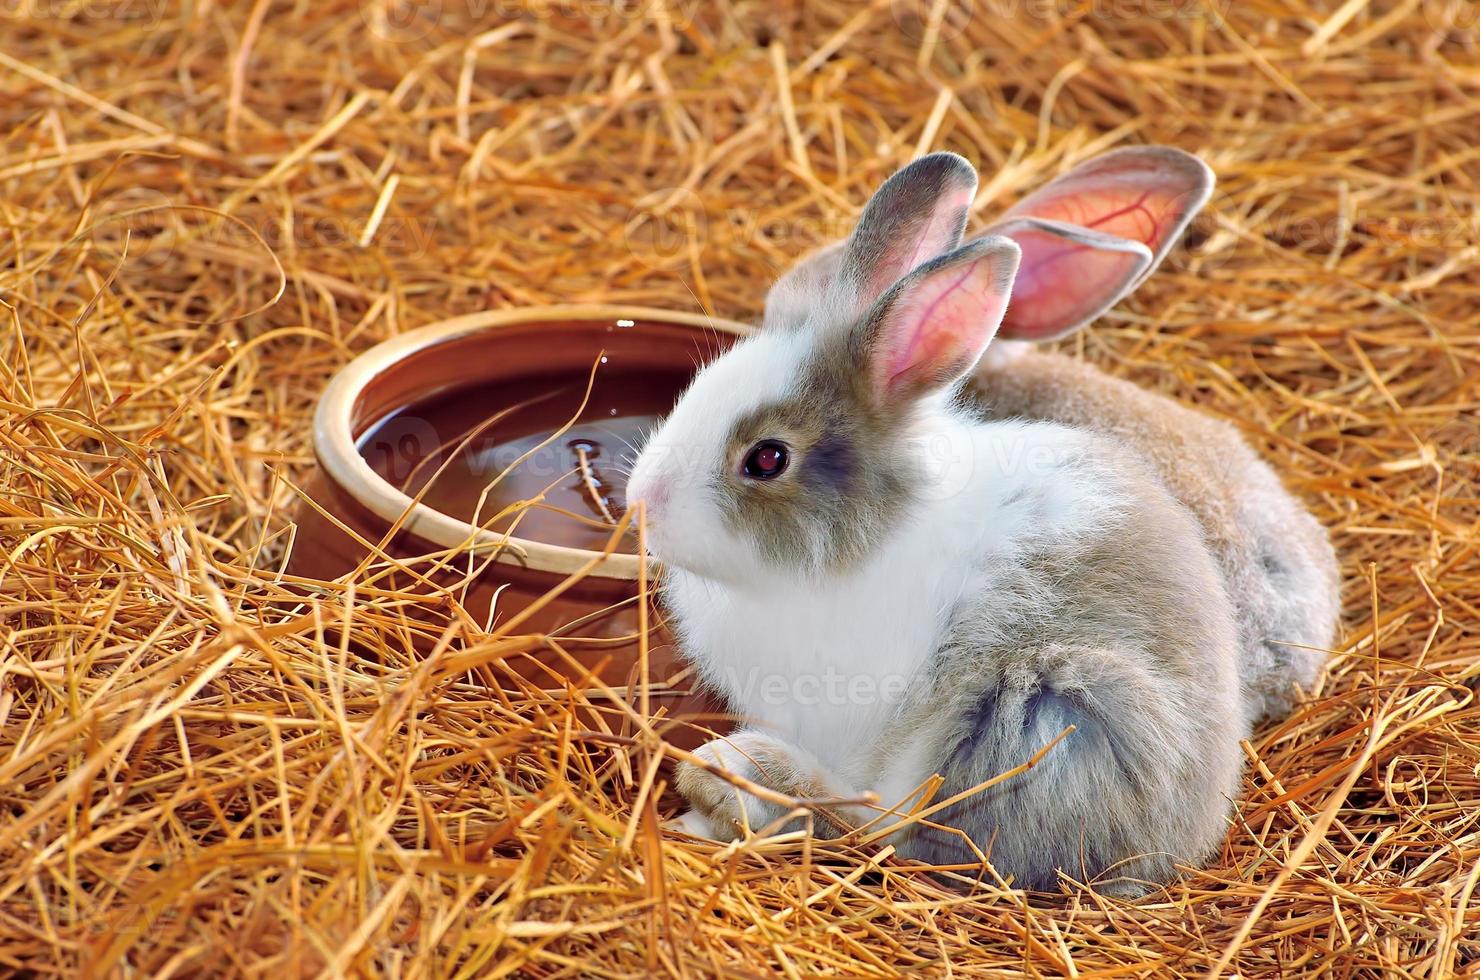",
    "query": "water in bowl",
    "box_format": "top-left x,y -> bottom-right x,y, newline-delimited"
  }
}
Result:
358,365 -> 690,554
